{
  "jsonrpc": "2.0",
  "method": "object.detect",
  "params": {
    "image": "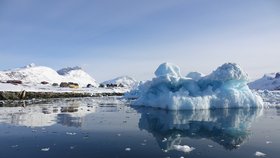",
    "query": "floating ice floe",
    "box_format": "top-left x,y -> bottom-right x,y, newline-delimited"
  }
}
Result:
126,62 -> 264,110
66,132 -> 77,135
41,147 -> 50,152
255,151 -> 266,157
173,145 -> 195,153
125,147 -> 131,151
